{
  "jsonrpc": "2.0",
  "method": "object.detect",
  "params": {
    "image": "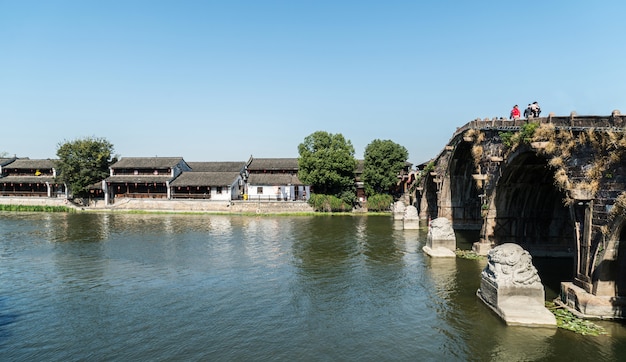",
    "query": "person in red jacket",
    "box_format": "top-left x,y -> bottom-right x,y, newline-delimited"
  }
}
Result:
510,105 -> 521,120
